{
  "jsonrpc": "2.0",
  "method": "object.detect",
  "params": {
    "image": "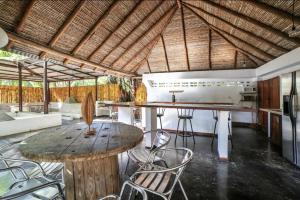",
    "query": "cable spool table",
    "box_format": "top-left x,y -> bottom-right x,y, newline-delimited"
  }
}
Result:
18,122 -> 143,200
